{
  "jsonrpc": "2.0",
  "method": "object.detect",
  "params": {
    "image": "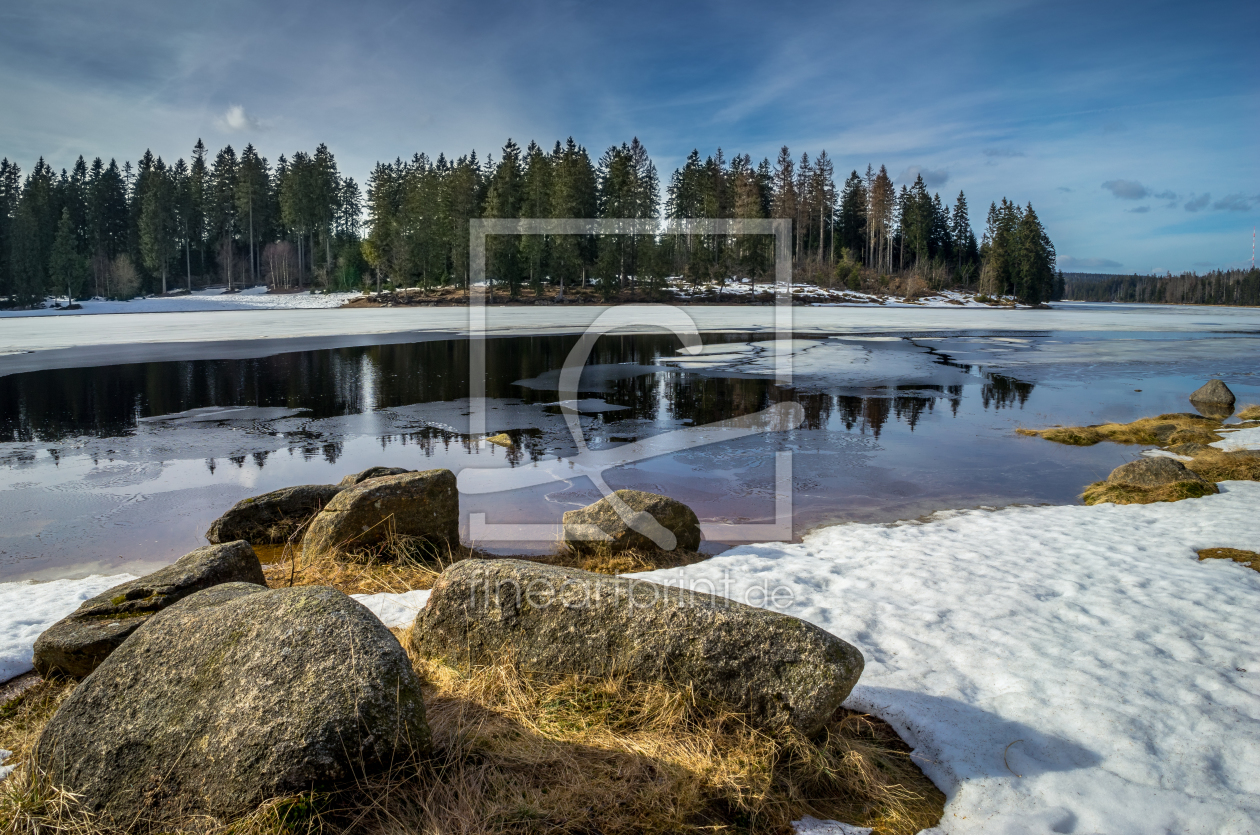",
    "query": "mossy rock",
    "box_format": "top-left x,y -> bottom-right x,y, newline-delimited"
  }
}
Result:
410,559 -> 863,736
34,583 -> 429,828
33,541 -> 265,678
